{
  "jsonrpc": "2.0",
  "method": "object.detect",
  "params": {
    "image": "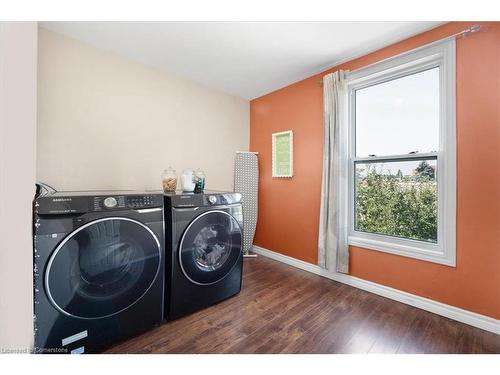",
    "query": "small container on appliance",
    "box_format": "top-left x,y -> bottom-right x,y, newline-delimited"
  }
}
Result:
181,169 -> 196,192
194,169 -> 206,193
162,167 -> 177,193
